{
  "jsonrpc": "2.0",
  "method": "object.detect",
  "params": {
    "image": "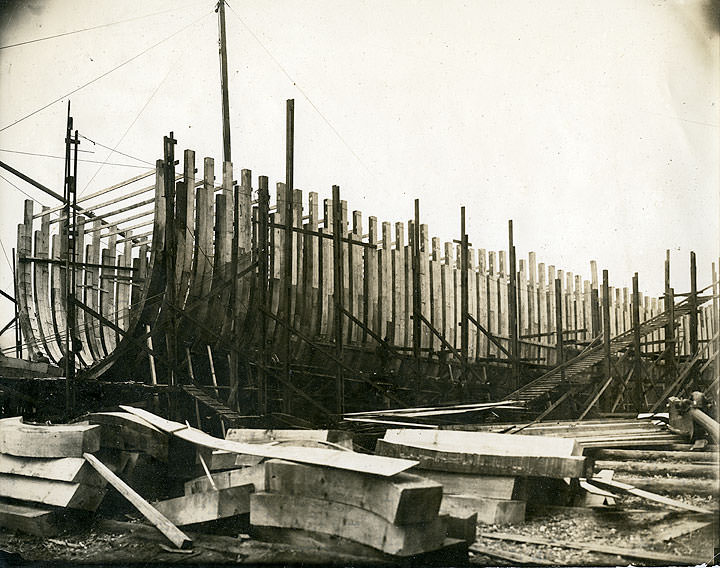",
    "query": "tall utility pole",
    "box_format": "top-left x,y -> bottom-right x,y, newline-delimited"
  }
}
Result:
217,0 -> 232,164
